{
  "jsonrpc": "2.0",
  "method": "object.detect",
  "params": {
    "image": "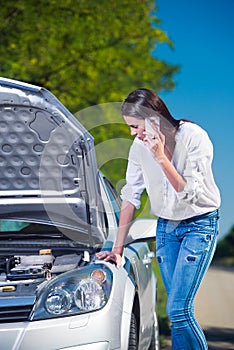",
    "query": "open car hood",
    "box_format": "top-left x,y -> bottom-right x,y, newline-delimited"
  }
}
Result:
0,77 -> 105,247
